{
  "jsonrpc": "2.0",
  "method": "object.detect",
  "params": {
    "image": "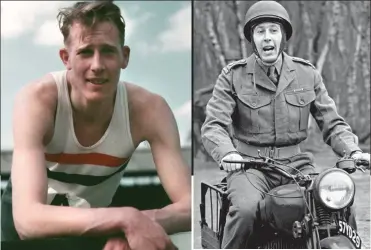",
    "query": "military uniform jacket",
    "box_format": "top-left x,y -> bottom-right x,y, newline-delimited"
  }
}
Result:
201,52 -> 361,164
